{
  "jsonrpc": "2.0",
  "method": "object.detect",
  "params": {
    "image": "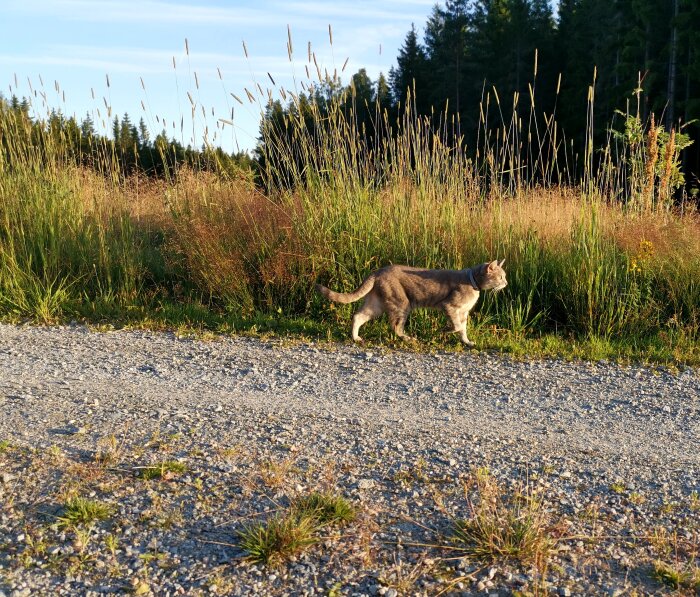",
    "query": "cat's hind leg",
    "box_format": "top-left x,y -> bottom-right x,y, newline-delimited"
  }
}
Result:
351,295 -> 383,342
388,305 -> 415,342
